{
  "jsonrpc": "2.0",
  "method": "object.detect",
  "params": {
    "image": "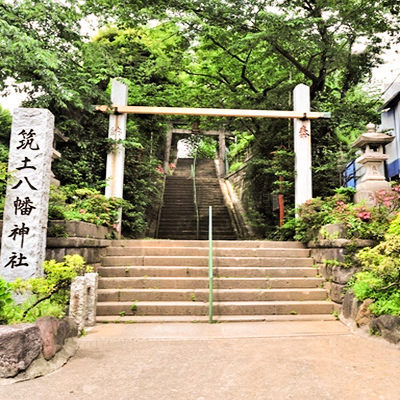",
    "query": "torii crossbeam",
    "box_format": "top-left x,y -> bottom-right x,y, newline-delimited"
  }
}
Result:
95,104 -> 330,120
